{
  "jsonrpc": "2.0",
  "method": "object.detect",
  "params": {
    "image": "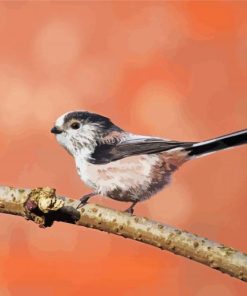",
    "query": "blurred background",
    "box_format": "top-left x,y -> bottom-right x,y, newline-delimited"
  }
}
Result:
0,1 -> 246,295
